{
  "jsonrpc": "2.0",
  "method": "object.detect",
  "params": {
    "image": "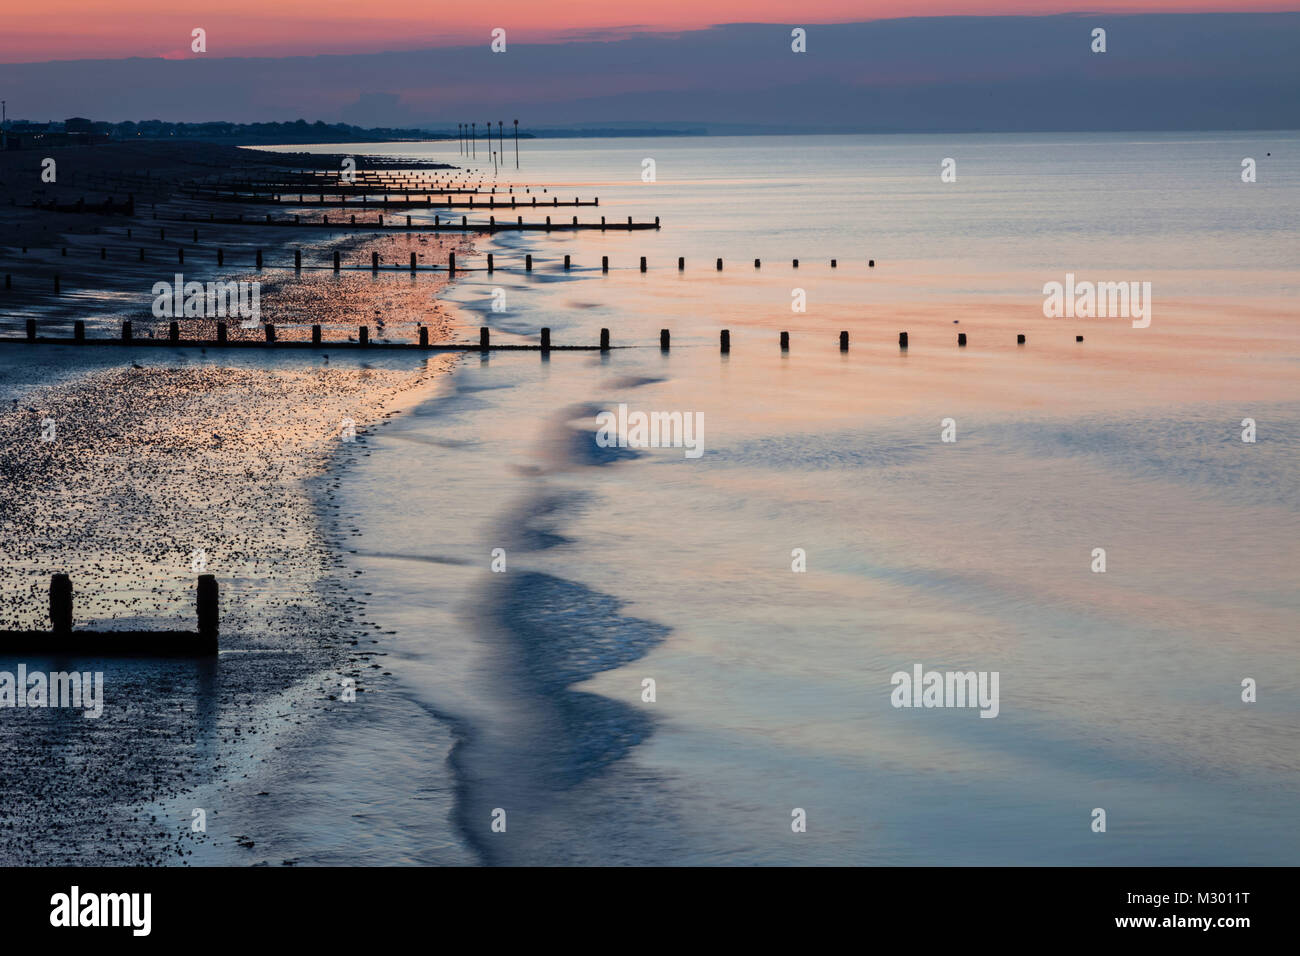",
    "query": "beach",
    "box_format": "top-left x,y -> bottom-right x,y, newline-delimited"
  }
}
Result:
0,142 -> 475,862
0,131 -> 1297,866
